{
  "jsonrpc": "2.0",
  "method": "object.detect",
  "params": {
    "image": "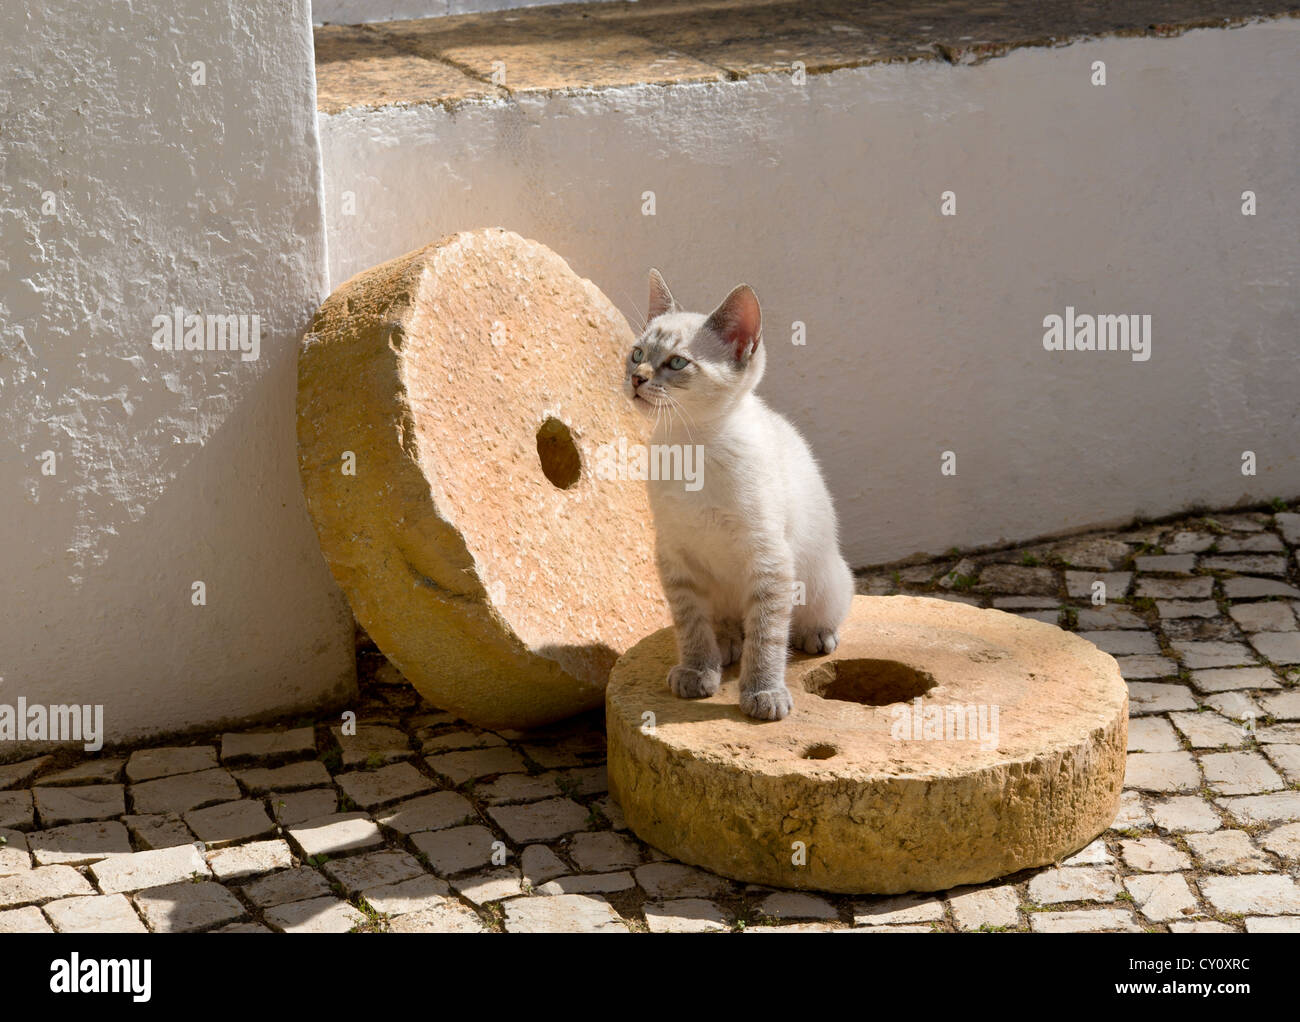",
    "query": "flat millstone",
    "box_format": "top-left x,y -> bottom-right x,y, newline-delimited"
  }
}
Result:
606,595 -> 1128,894
296,228 -> 668,729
